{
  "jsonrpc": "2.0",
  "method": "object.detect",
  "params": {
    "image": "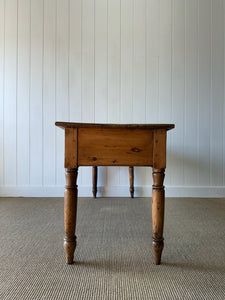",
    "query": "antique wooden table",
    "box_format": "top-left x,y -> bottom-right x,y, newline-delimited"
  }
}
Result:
55,122 -> 175,265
